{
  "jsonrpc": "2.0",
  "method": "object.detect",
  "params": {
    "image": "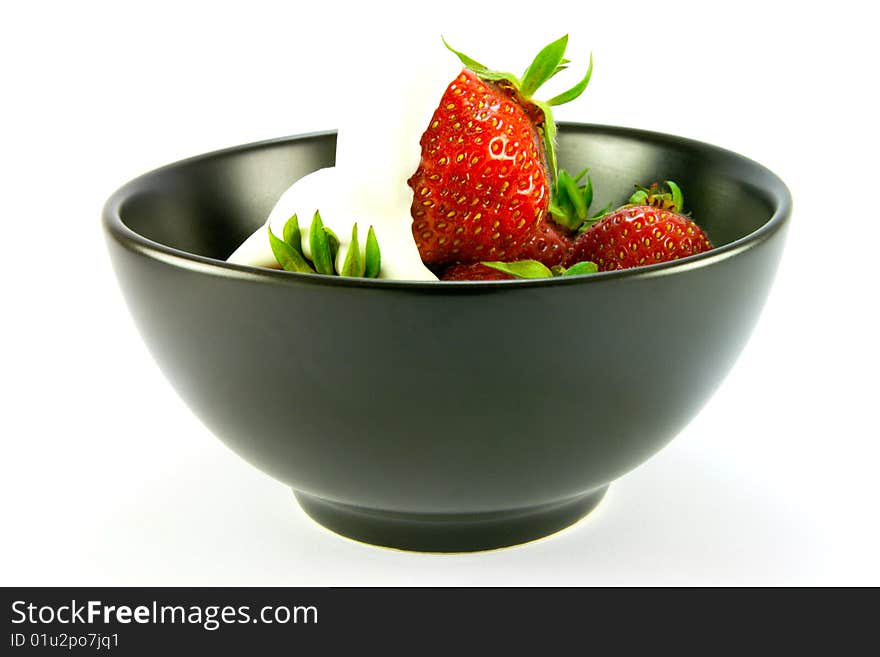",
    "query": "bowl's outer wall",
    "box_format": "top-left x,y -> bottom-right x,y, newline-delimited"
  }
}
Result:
105,126 -> 789,514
